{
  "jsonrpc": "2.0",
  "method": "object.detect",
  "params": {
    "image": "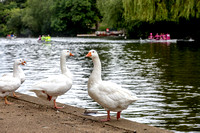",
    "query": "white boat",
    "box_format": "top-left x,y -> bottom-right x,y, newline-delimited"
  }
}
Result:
6,36 -> 16,39
145,39 -> 177,43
